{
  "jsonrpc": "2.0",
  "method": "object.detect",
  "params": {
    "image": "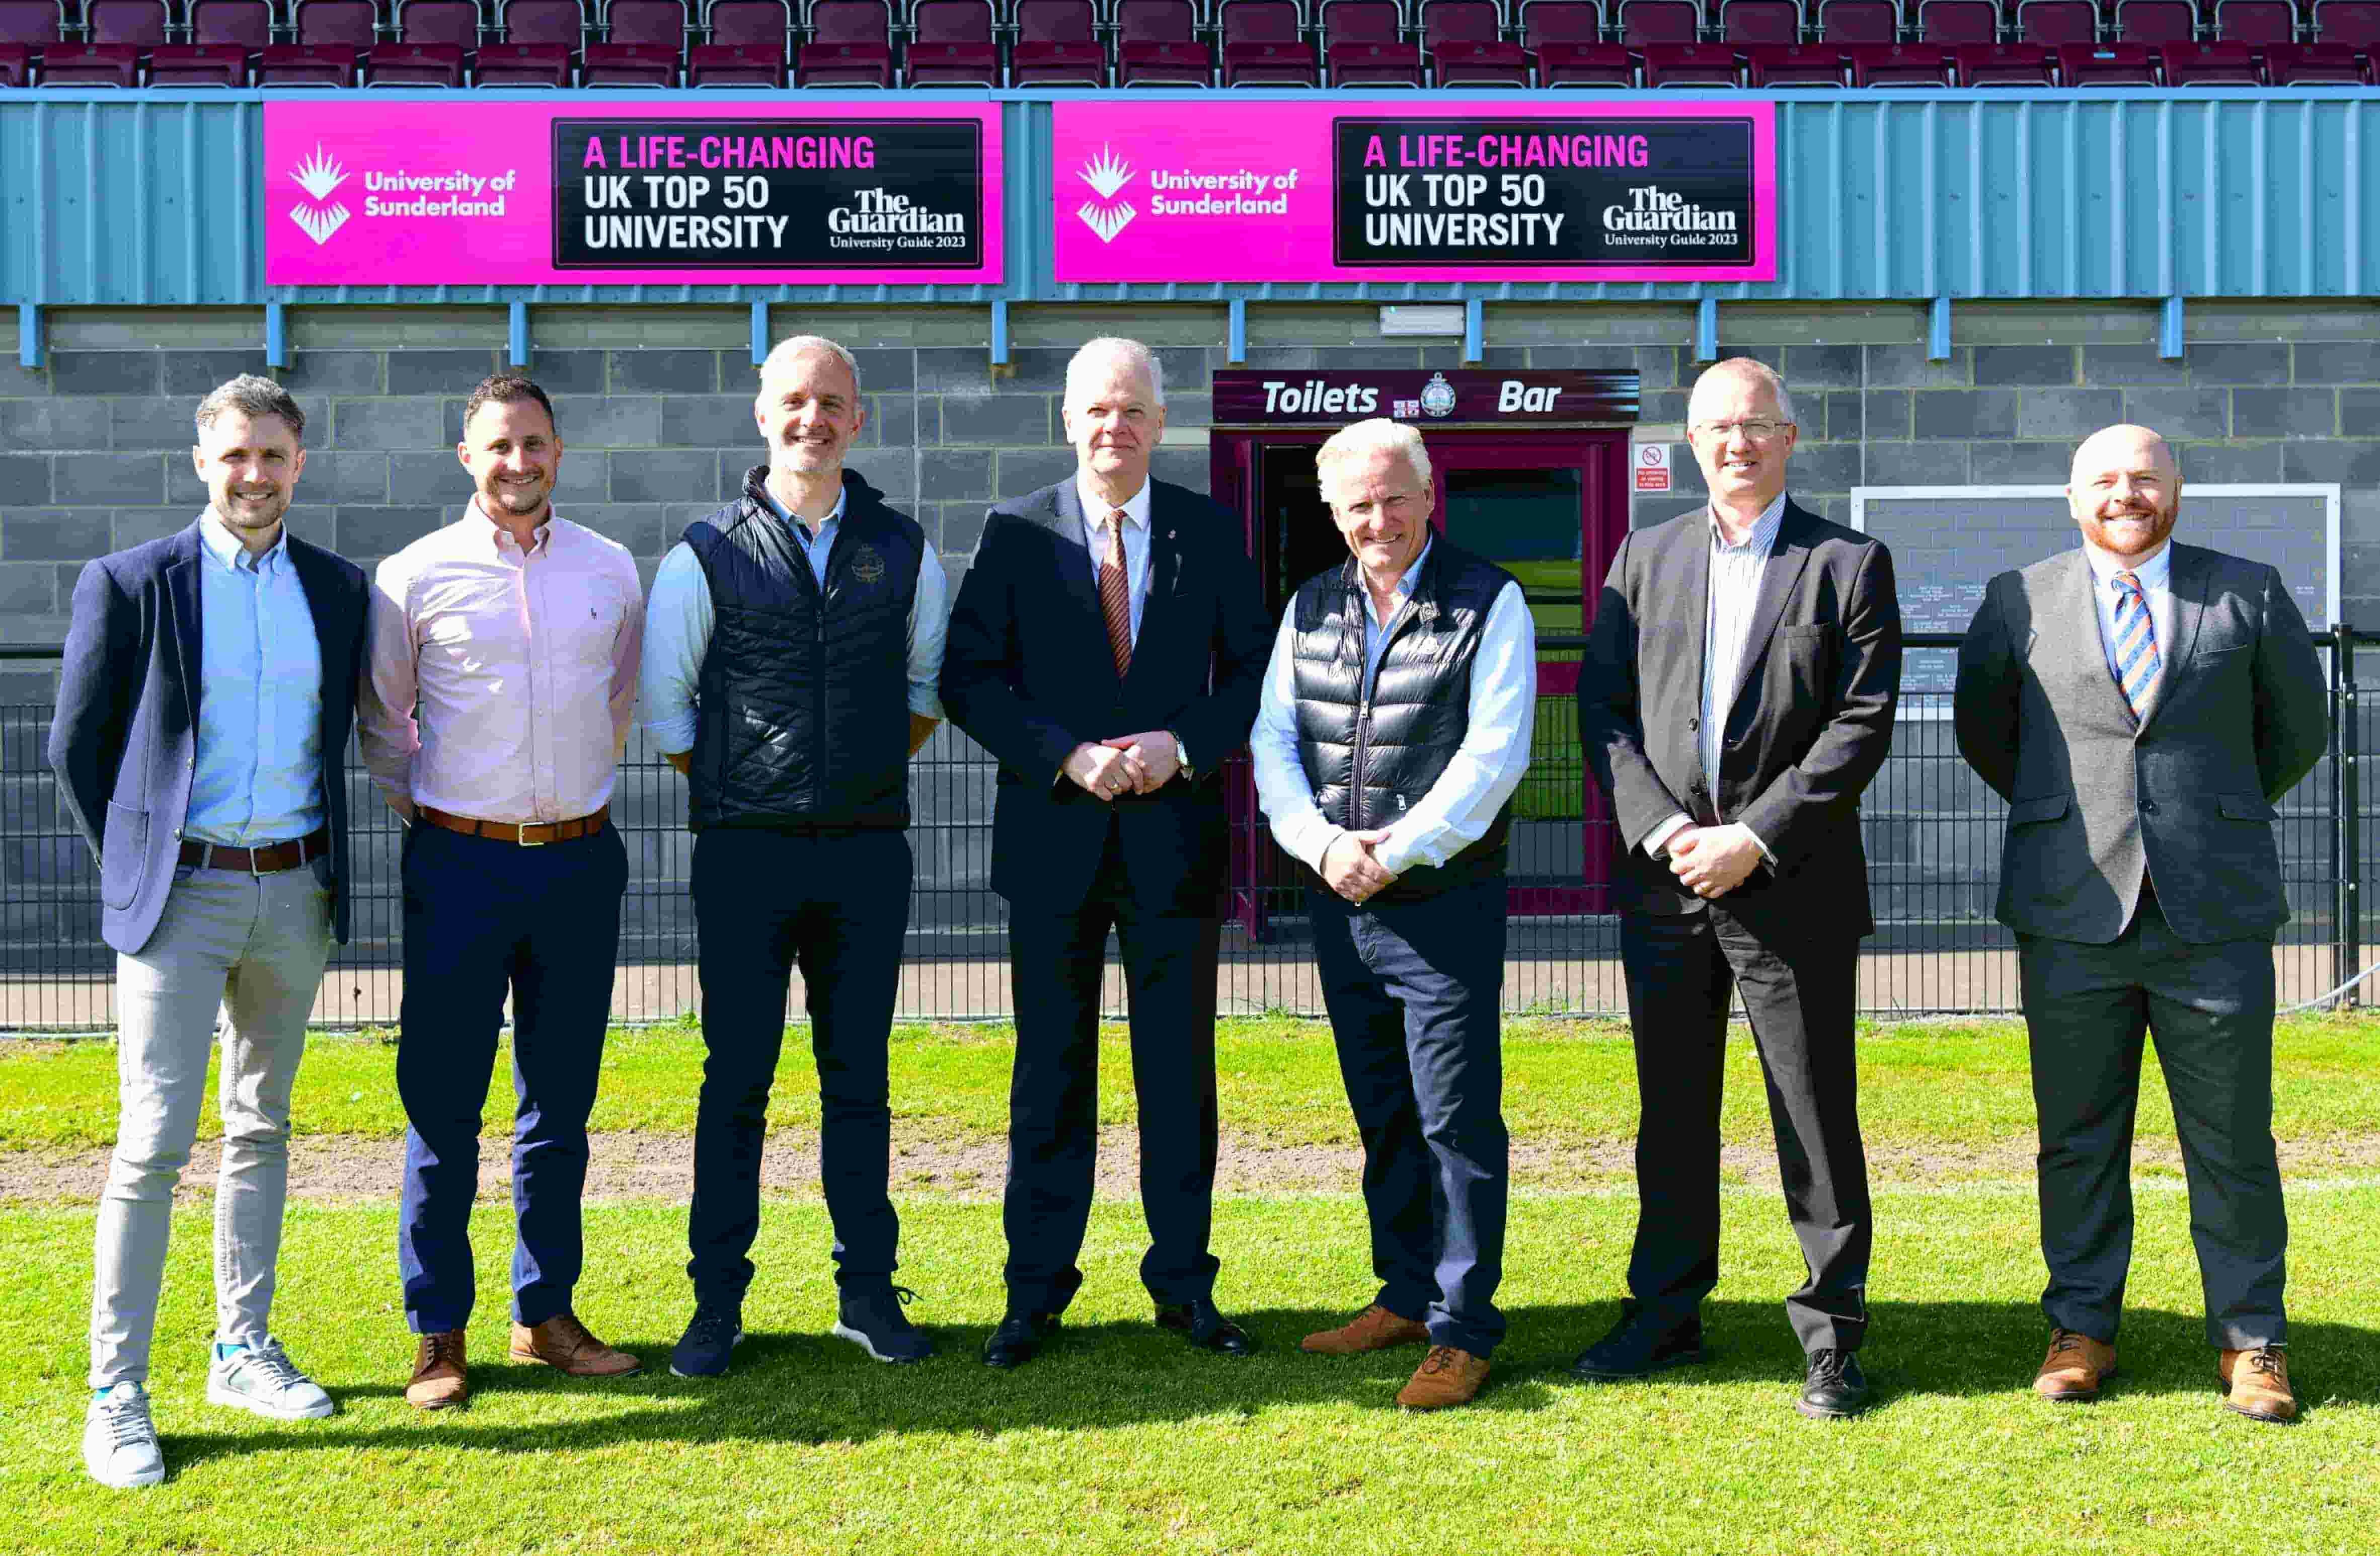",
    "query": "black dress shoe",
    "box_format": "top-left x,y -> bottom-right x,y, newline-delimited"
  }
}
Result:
1570,1299 -> 1709,1381
1155,1298 -> 1257,1356
1798,1349 -> 1871,1419
982,1311 -> 1060,1370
